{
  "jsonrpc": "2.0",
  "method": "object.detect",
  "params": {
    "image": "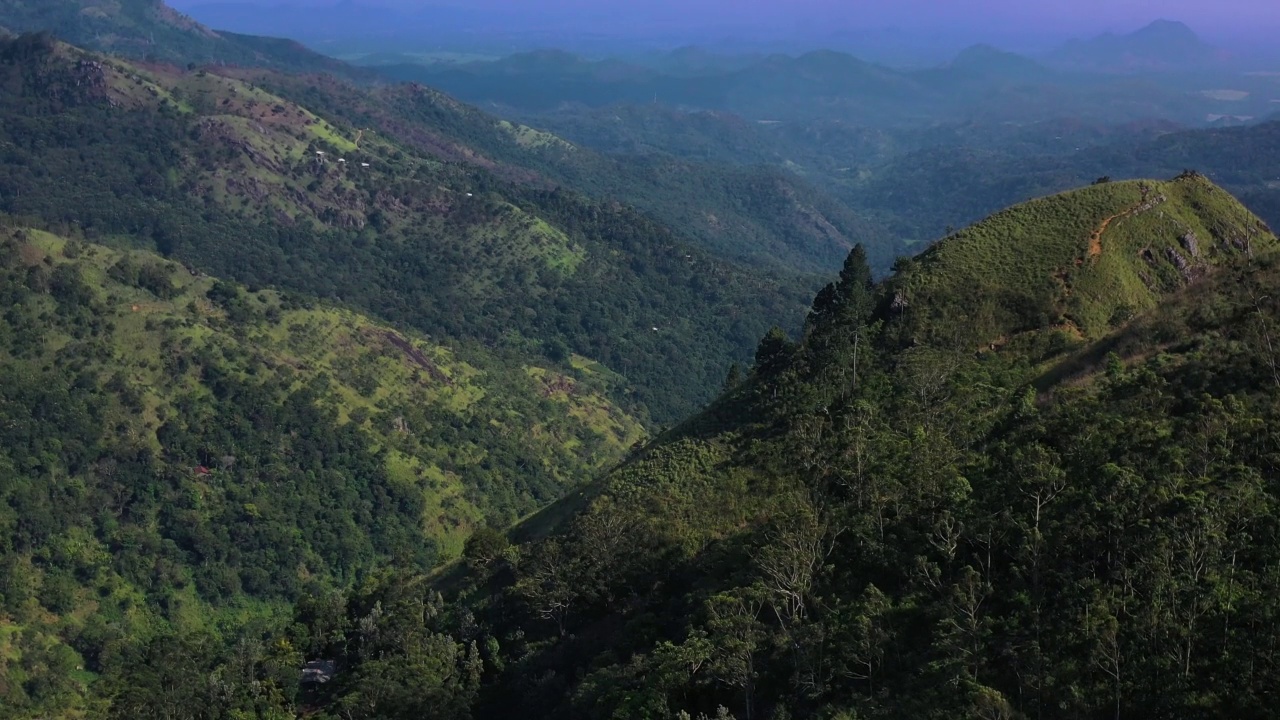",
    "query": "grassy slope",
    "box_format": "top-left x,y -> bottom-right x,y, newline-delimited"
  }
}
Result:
0,224 -> 643,715
885,174 -> 1272,348
516,173 -> 1276,563
228,68 -> 886,275
13,227 -> 643,551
